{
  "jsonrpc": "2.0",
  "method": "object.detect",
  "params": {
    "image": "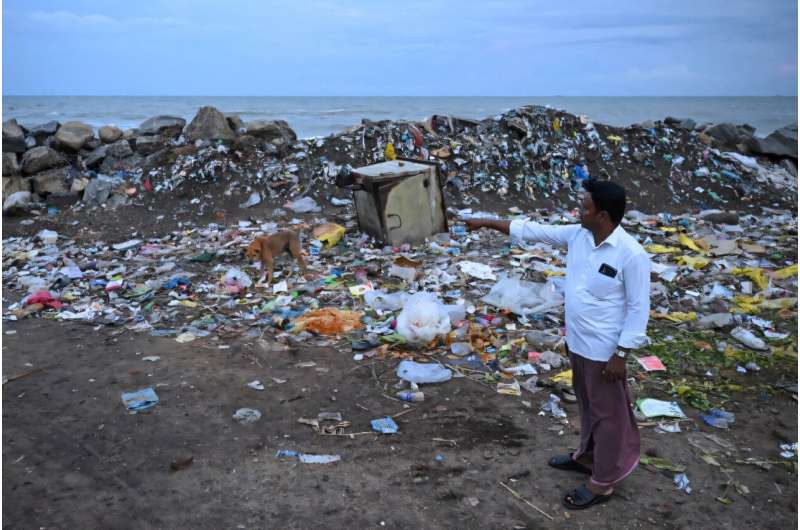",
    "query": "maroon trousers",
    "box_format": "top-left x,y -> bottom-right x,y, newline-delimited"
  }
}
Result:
570,351 -> 640,487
